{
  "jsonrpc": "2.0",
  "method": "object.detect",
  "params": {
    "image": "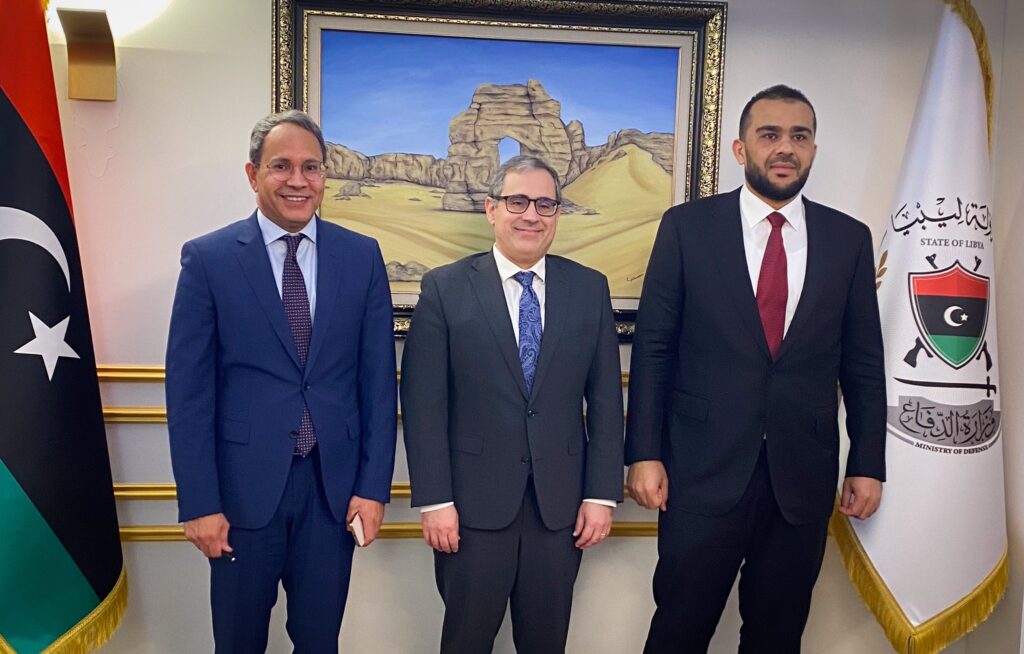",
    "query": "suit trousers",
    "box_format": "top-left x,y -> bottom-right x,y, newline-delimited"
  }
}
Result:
209,449 -> 356,654
644,445 -> 830,654
434,478 -> 583,654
